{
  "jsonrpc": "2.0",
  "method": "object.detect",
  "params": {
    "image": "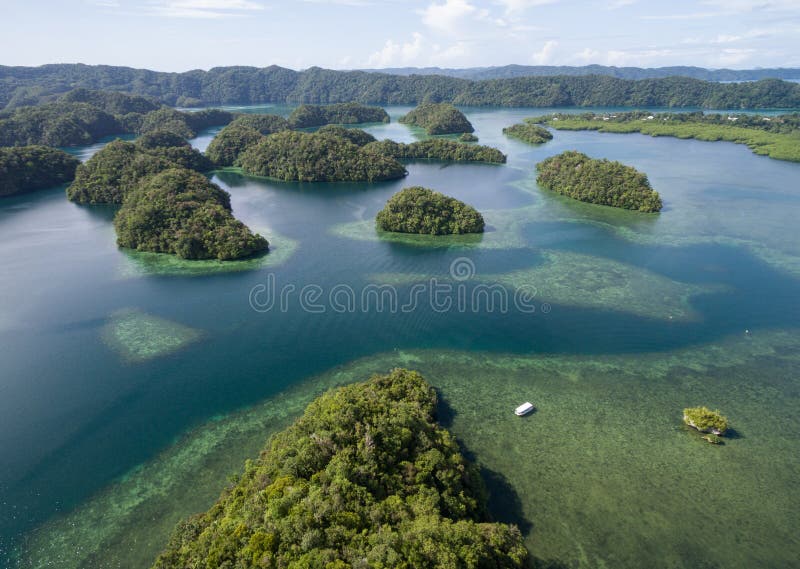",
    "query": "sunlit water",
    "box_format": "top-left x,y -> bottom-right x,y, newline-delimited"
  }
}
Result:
0,106 -> 798,568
